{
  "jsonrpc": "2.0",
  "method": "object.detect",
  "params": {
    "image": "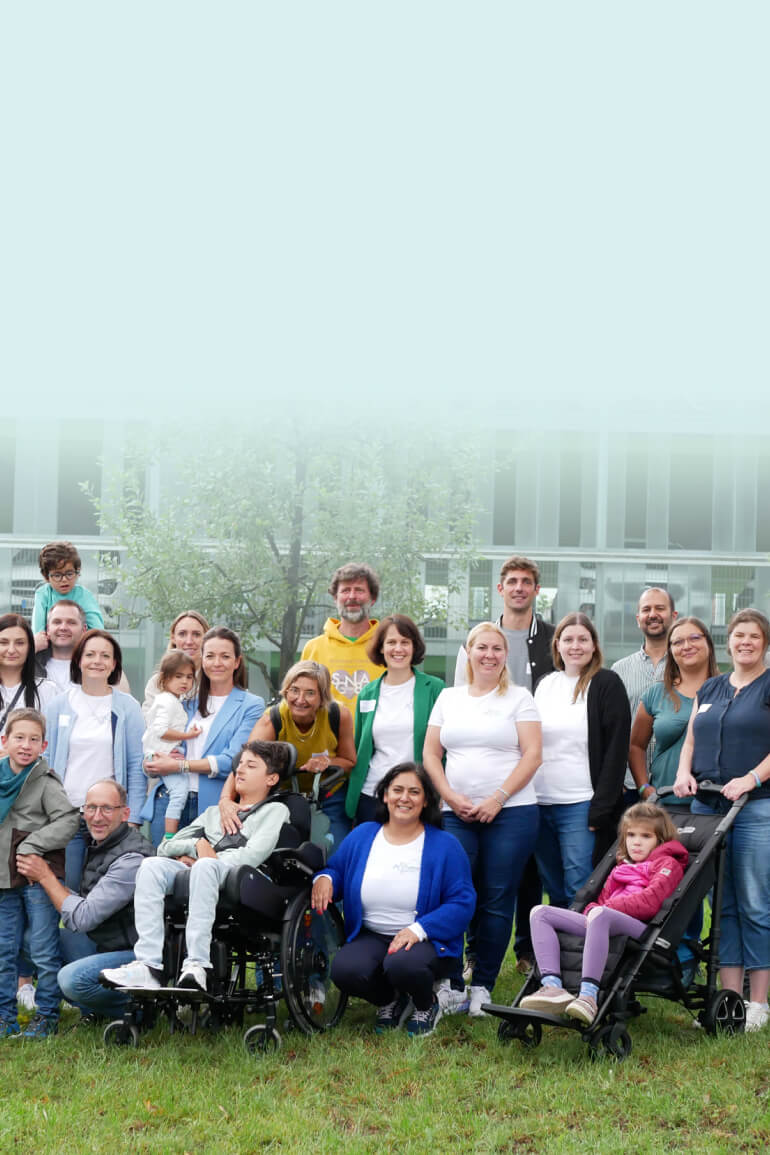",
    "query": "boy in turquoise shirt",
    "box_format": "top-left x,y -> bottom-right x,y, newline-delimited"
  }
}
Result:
32,541 -> 103,650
